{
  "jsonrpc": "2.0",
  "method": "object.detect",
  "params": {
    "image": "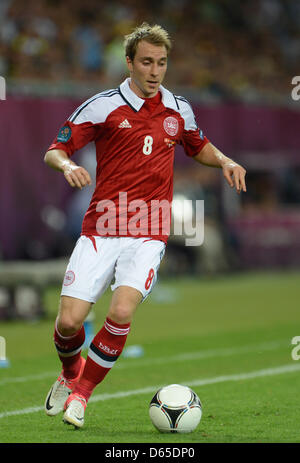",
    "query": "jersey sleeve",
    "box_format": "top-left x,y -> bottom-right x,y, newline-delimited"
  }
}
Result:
178,98 -> 210,157
47,120 -> 98,157
47,97 -> 105,157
